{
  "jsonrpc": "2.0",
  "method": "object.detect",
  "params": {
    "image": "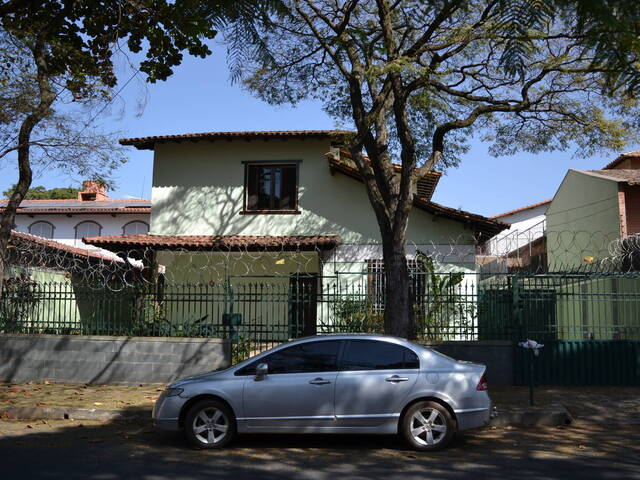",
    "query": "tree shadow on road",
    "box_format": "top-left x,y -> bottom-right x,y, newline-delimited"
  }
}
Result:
1,408 -> 639,480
